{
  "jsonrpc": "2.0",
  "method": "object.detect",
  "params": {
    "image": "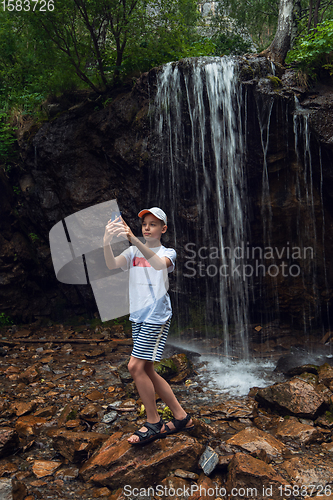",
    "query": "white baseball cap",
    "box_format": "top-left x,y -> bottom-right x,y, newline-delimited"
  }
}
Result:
138,207 -> 167,225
